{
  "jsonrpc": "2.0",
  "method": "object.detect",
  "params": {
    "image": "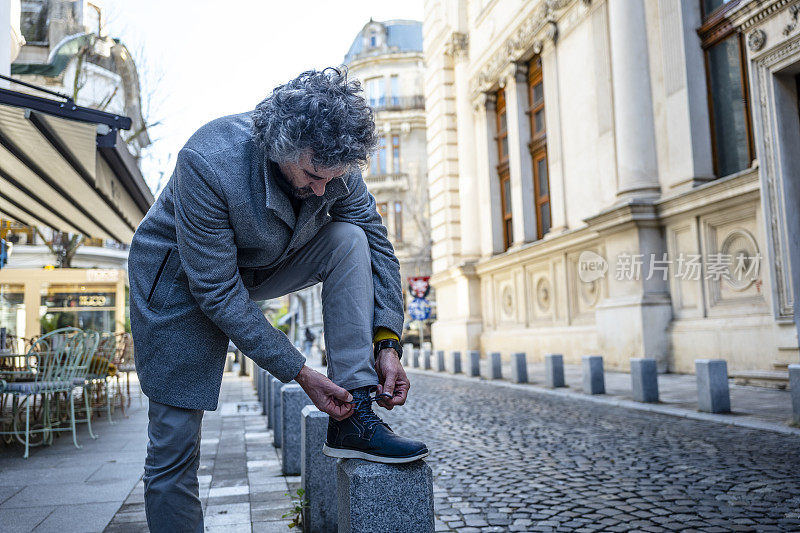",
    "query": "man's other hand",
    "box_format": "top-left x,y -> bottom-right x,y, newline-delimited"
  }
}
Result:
295,365 -> 353,421
375,349 -> 409,410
